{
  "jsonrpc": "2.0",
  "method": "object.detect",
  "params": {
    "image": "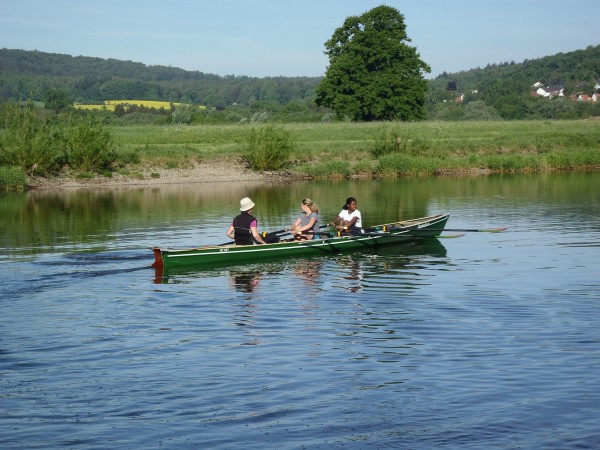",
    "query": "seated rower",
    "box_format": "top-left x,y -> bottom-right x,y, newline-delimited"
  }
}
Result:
290,198 -> 321,240
329,197 -> 363,235
226,197 -> 268,245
